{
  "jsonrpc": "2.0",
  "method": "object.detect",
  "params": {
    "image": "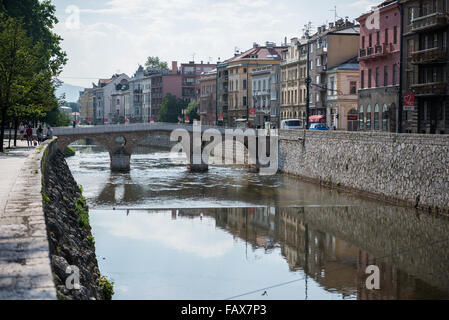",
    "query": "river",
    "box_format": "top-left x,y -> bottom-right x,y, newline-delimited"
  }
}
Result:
66,143 -> 449,300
